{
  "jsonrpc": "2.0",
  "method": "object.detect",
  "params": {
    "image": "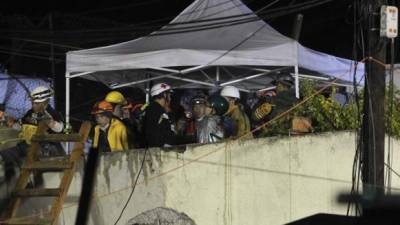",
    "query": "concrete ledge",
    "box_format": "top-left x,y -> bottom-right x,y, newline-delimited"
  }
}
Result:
14,131 -> 400,225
